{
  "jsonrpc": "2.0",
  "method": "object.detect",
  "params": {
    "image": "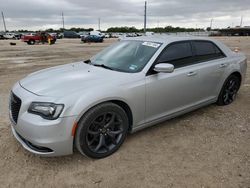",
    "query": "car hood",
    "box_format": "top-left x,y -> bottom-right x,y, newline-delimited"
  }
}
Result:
19,62 -> 130,97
